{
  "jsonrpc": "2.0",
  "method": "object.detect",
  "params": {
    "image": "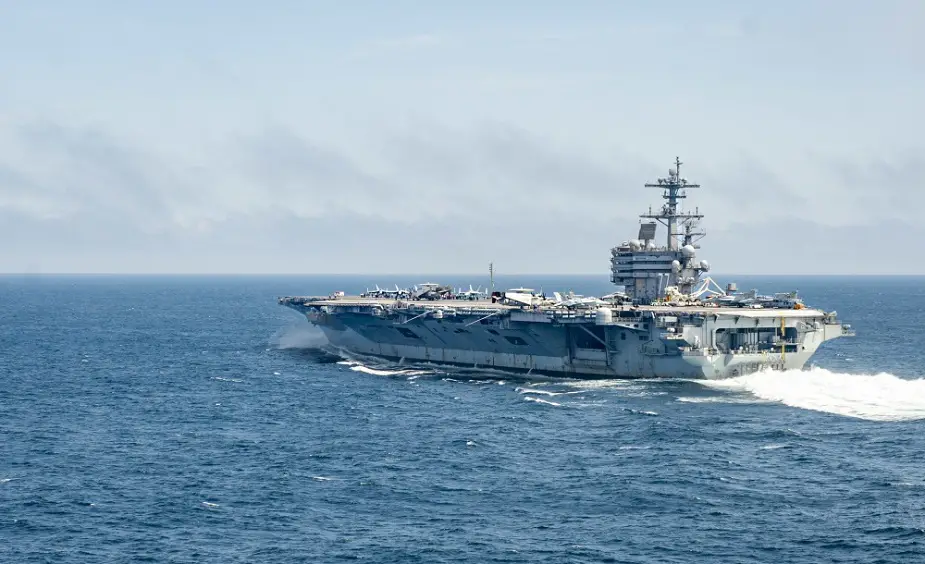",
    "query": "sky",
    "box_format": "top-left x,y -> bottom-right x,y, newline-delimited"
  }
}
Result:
1,0 -> 923,275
